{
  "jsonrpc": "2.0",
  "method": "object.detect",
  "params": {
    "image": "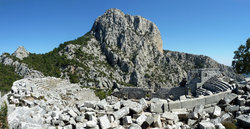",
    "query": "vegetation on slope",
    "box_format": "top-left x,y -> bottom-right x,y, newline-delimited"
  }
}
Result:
0,63 -> 21,94
21,32 -> 93,82
0,101 -> 8,129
